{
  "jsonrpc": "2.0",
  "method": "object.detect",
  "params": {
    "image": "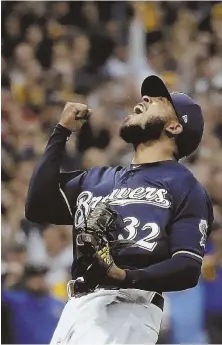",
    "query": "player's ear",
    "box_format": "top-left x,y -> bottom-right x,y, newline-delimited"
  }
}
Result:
165,121 -> 183,136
